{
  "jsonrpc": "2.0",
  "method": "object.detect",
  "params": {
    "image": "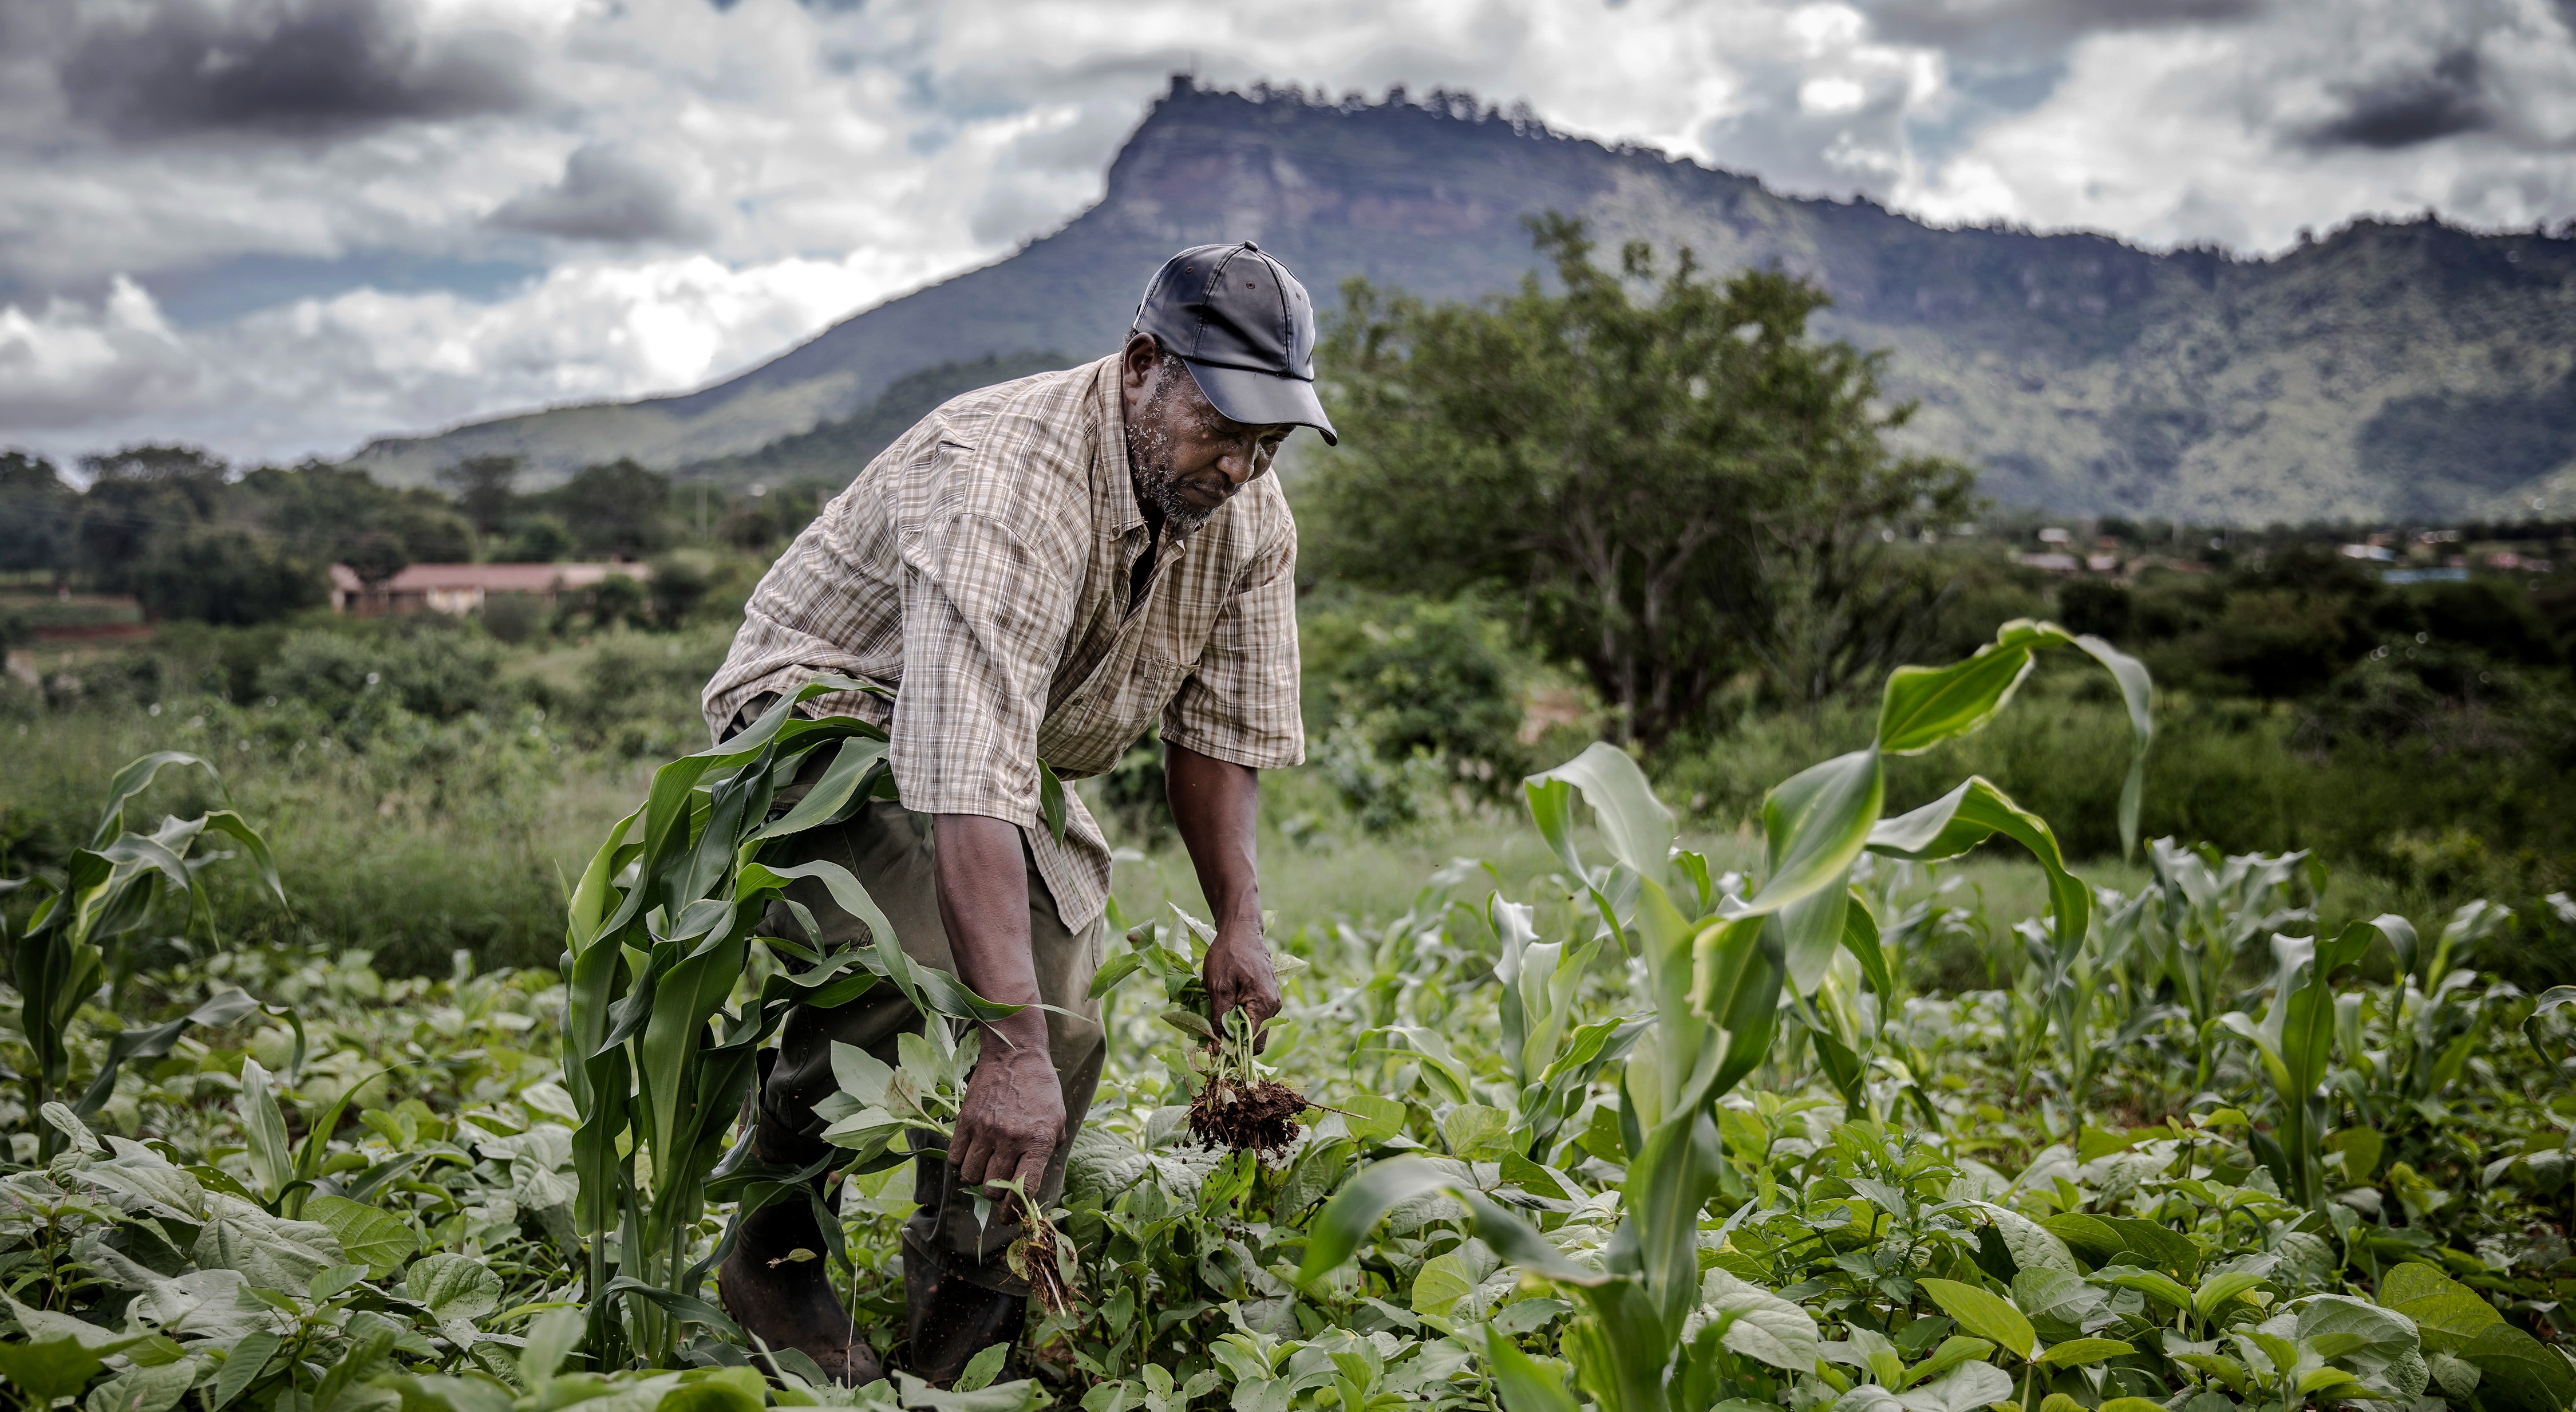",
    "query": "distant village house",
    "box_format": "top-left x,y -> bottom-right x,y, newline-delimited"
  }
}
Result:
329,562 -> 651,617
